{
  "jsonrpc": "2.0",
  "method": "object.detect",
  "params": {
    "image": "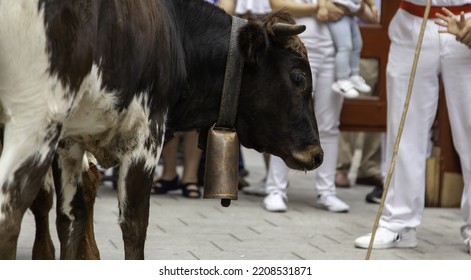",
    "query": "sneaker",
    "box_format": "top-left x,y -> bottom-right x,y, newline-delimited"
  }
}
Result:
263,191 -> 287,212
354,227 -> 417,249
350,75 -> 371,93
332,79 -> 360,98
316,193 -> 350,213
365,186 -> 383,204
242,180 -> 267,196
